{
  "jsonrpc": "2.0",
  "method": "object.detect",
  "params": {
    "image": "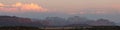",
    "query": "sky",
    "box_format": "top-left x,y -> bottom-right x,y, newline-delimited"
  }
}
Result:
0,0 -> 120,22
